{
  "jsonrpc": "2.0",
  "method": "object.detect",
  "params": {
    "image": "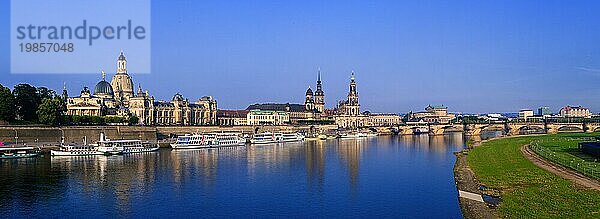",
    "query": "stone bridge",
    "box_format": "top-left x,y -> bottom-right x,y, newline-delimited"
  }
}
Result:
463,123 -> 507,136
391,122 -> 600,136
